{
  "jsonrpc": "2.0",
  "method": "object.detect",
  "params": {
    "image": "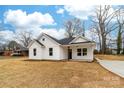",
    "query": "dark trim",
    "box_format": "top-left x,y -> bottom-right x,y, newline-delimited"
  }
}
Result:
34,39 -> 44,46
